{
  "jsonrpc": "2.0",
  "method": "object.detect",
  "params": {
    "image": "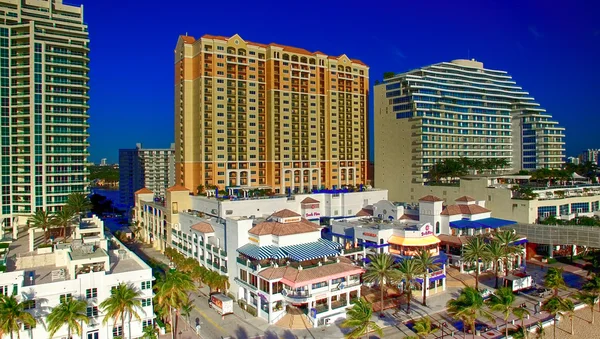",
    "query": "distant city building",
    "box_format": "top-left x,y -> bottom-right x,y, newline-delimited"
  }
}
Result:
567,156 -> 580,165
119,143 -> 175,207
0,0 -> 90,236
174,34 -> 369,194
100,158 -> 107,166
374,59 -> 565,202
579,149 -> 599,165
0,215 -> 155,339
